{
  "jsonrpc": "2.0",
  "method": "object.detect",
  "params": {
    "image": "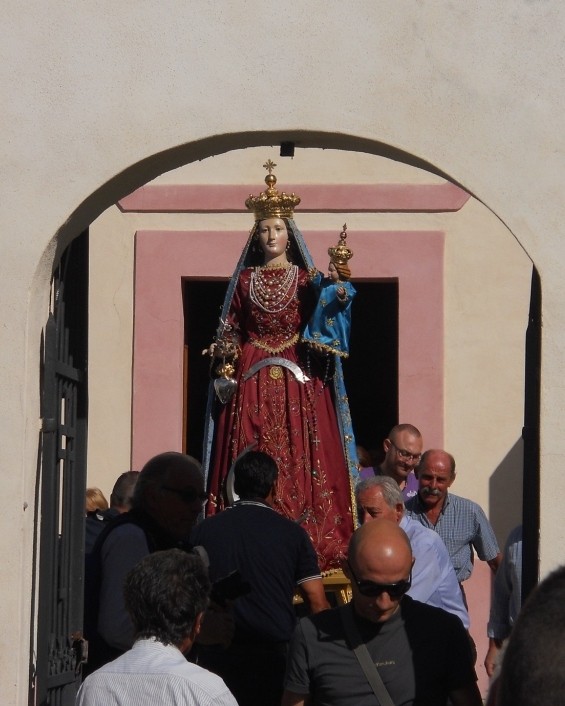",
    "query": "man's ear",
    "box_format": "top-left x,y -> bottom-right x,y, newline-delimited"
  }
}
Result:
383,438 -> 392,453
395,504 -> 404,522
192,611 -> 205,640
